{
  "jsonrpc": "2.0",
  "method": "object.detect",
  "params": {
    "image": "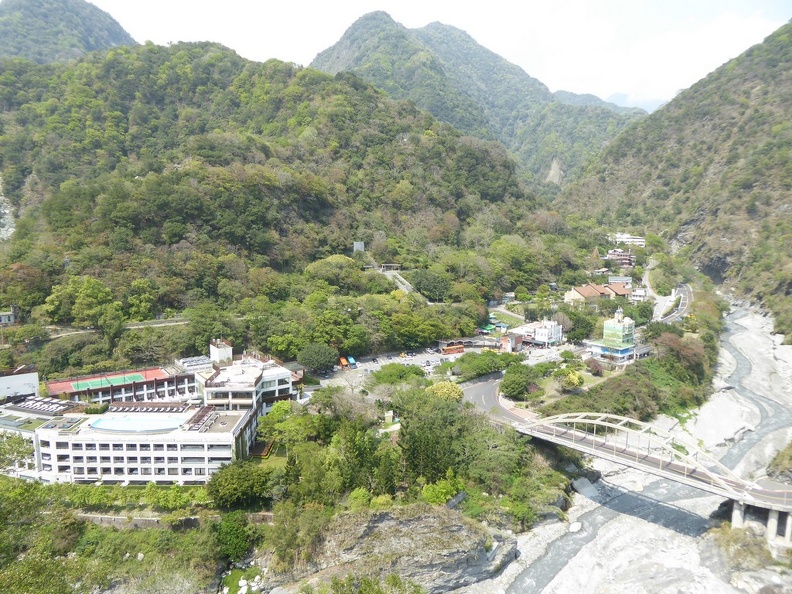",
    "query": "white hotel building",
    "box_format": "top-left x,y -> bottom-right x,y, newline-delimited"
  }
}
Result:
1,341 -> 296,485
